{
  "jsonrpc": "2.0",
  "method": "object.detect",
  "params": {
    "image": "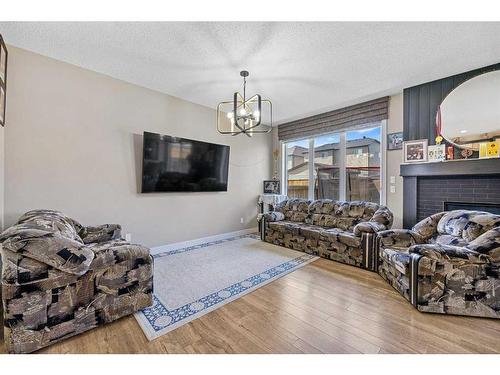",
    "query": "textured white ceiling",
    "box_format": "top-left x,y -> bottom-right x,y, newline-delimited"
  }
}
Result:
1,22 -> 499,124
